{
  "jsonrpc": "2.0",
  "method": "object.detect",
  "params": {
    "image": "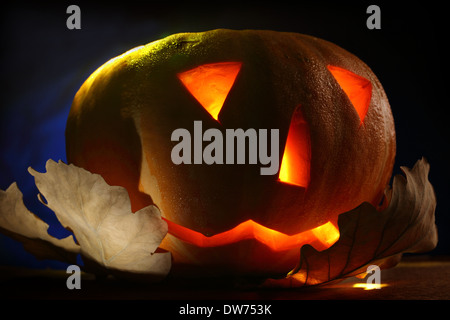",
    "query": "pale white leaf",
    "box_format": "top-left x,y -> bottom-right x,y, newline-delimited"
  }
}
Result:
0,182 -> 79,263
26,159 -> 171,279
